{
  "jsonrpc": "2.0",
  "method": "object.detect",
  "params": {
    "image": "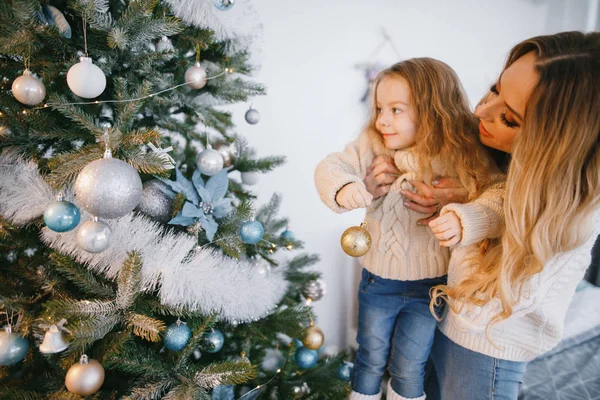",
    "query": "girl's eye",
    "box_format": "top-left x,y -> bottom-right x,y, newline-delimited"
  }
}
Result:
393,108 -> 402,114
376,108 -> 382,114
490,84 -> 499,94
500,112 -> 519,128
